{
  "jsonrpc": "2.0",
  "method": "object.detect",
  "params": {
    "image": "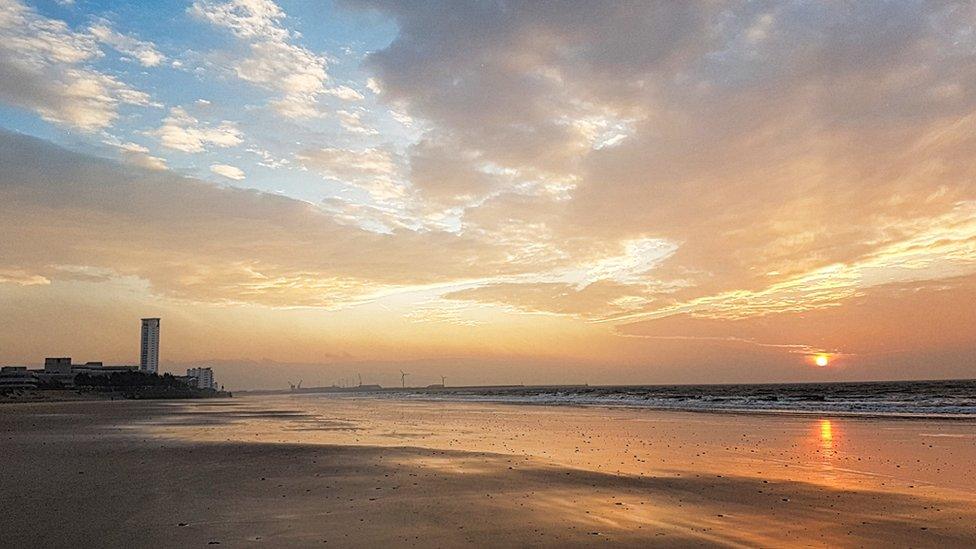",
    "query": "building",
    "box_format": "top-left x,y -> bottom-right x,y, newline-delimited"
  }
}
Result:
140,318 -> 160,374
2,359 -> 141,391
72,363 -> 139,377
44,357 -> 72,374
186,367 -> 215,390
0,366 -> 38,390
40,358 -> 76,386
33,358 -> 139,387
